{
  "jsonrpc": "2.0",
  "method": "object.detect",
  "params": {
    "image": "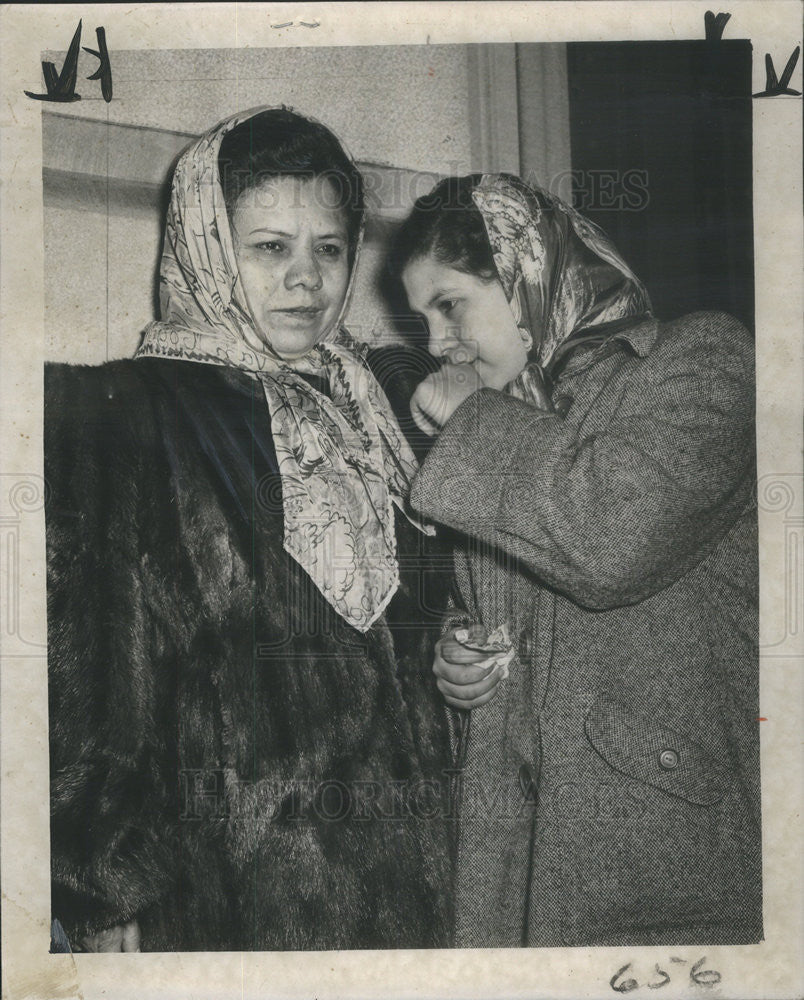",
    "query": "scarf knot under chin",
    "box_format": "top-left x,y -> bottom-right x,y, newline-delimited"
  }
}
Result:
139,322 -> 429,633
